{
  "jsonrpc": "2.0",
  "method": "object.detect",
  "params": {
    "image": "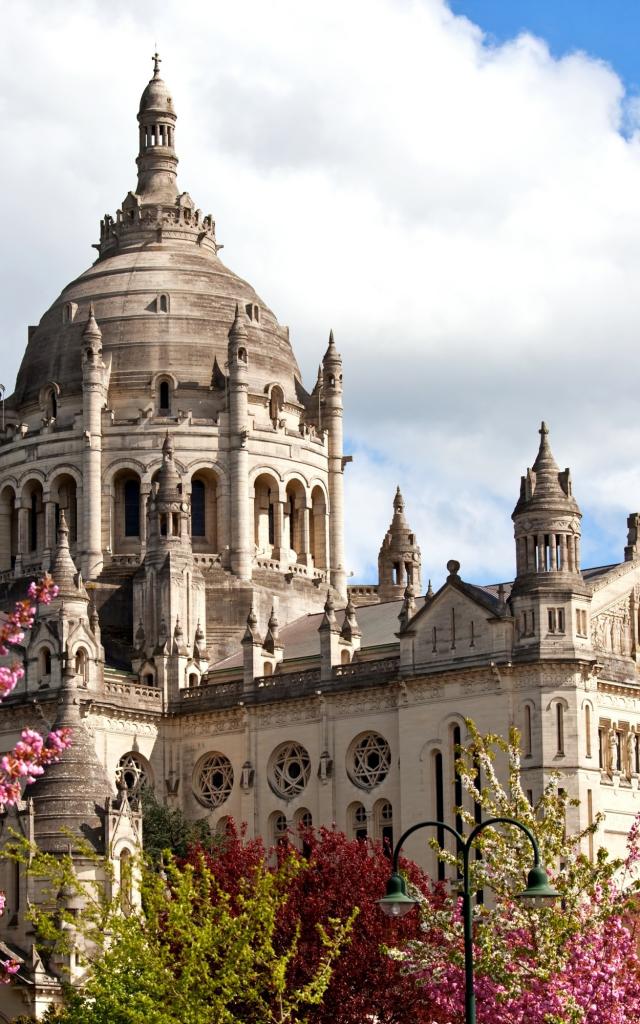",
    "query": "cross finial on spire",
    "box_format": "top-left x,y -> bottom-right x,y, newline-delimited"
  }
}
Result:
152,51 -> 162,77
